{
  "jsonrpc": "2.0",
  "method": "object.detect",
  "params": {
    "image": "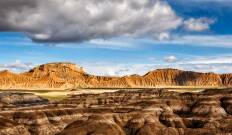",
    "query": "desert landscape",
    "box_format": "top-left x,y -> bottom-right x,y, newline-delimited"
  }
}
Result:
0,62 -> 231,90
0,63 -> 232,135
0,0 -> 232,134
1,87 -> 232,135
